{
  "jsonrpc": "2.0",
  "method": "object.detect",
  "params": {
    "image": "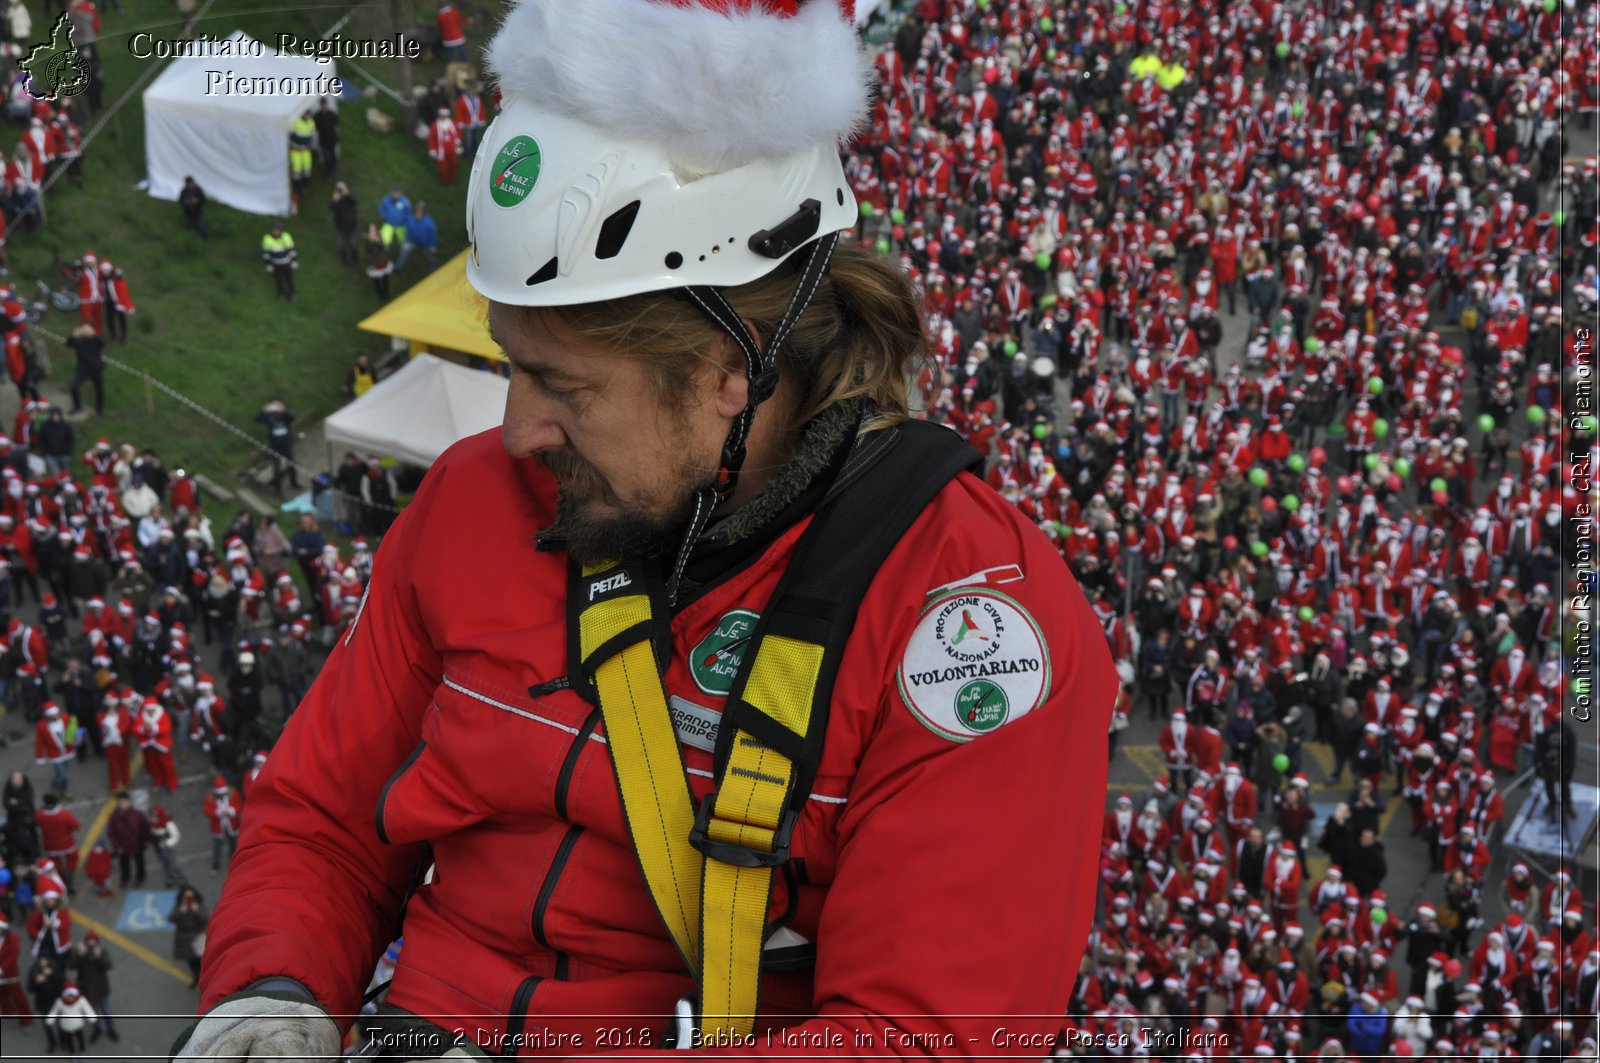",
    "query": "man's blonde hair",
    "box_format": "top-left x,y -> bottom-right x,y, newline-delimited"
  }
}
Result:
534,239 -> 926,430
